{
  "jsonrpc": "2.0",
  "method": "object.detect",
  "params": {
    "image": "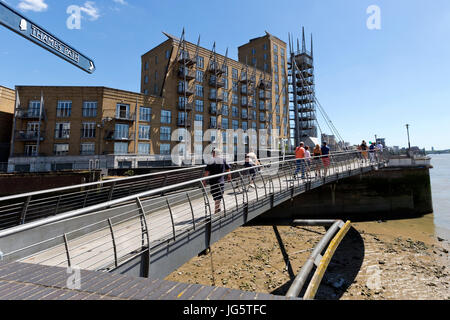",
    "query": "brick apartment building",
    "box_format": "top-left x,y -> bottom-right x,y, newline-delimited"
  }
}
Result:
7,31 -> 290,172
